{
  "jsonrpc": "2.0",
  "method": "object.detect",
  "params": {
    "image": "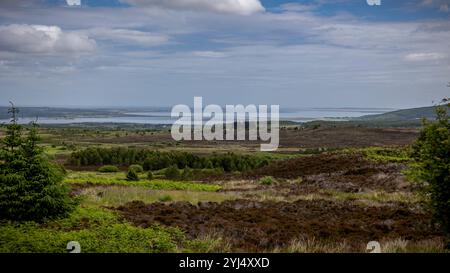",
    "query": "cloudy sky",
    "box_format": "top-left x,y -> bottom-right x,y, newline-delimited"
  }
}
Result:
0,0 -> 449,108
